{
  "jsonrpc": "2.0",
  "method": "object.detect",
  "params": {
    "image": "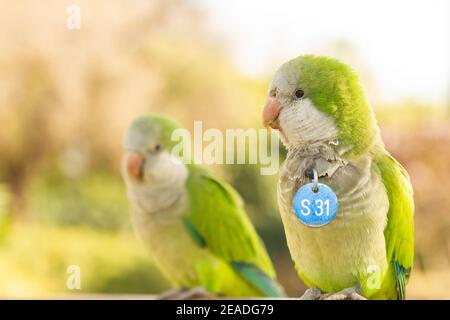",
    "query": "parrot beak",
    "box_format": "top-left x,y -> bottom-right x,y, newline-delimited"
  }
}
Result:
262,97 -> 282,129
126,152 -> 145,181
